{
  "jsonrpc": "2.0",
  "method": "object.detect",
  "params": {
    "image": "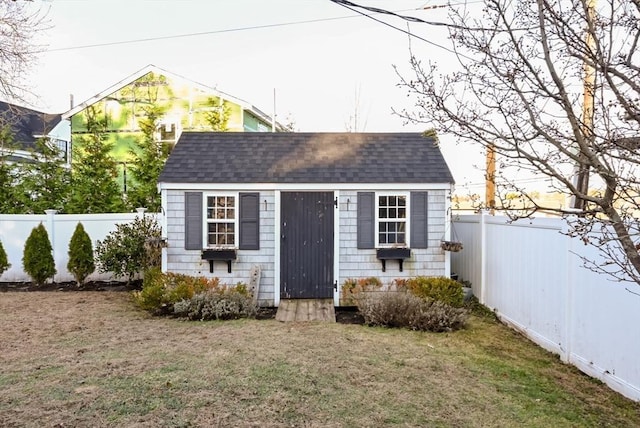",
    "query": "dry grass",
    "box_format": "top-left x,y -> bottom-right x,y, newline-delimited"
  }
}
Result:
1,291 -> 639,427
